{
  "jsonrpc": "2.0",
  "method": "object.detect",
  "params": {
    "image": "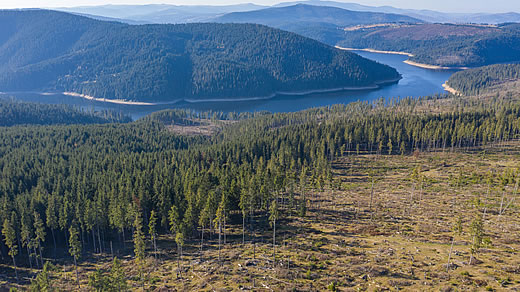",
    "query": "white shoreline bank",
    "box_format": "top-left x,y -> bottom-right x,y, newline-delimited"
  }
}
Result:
404,60 -> 469,70
63,92 -> 183,106
61,78 -> 401,106
442,82 -> 462,96
336,46 -> 414,57
337,46 -> 470,70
